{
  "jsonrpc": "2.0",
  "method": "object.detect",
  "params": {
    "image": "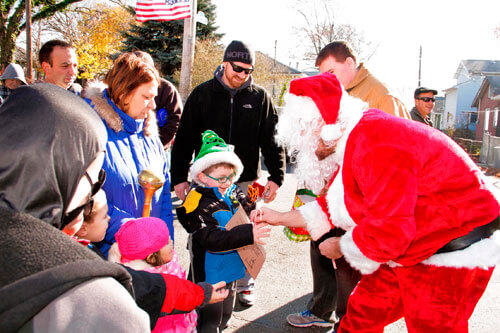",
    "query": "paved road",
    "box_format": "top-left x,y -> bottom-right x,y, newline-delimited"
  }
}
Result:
172,173 -> 500,332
